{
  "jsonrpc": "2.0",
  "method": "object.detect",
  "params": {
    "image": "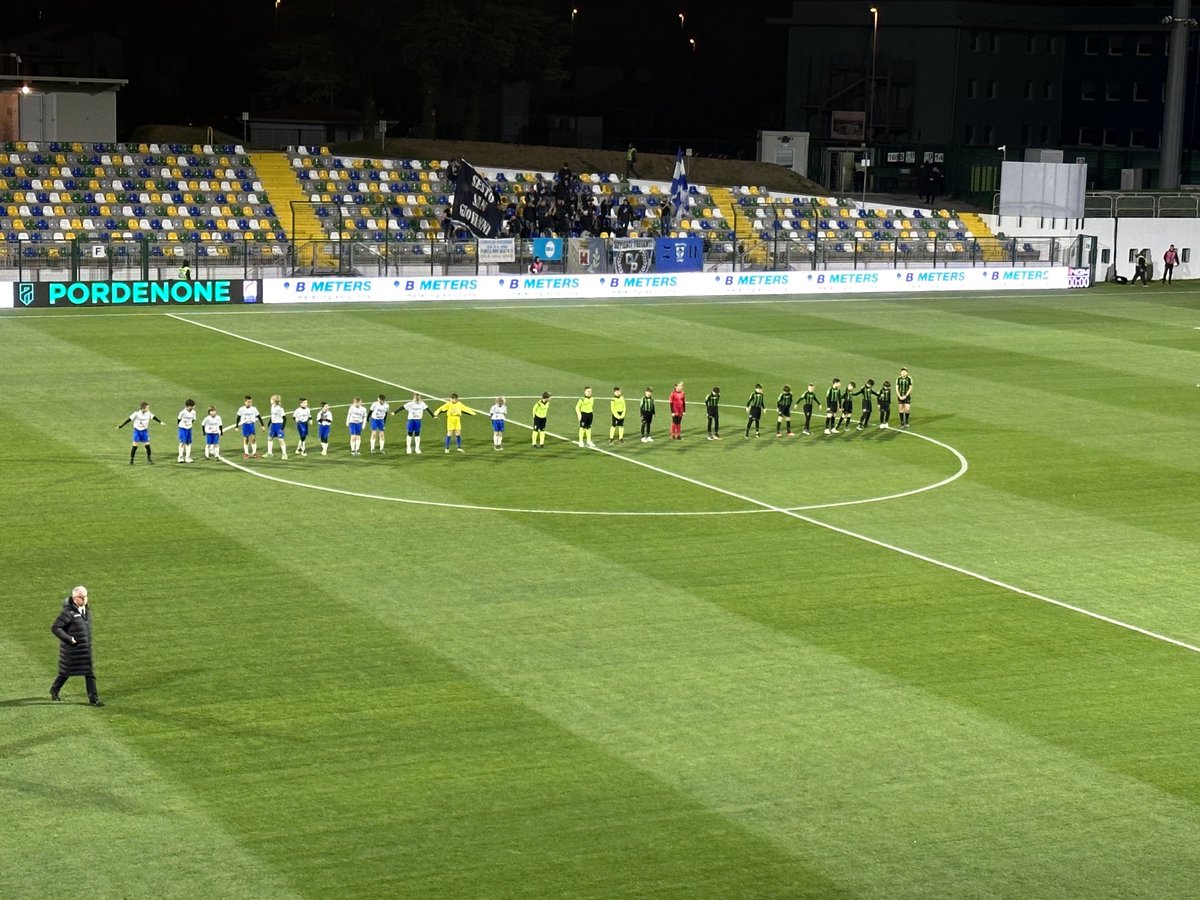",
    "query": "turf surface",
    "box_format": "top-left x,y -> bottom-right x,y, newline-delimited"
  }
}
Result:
3,283 -> 1200,898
